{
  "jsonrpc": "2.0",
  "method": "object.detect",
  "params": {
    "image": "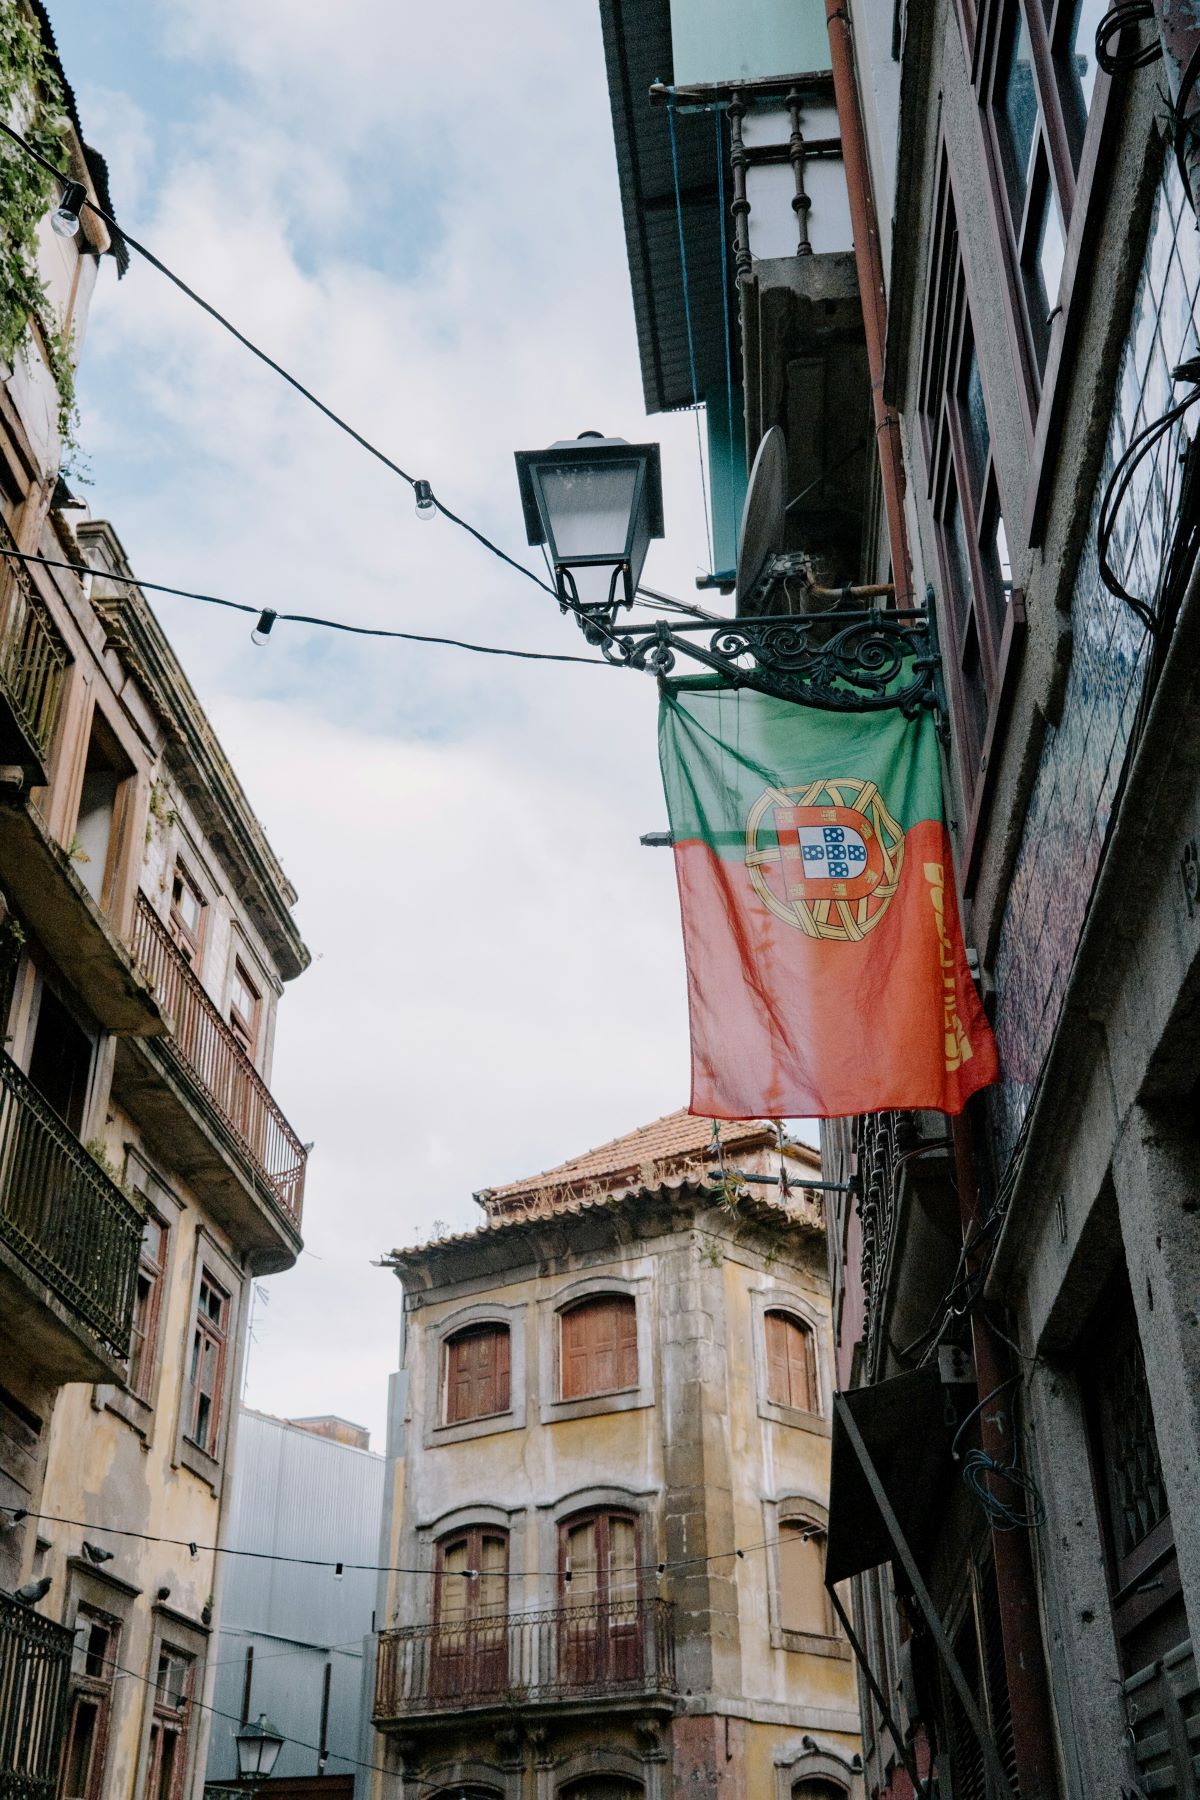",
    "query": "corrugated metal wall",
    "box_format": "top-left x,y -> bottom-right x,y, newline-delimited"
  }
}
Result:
204,1411 -> 385,1791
